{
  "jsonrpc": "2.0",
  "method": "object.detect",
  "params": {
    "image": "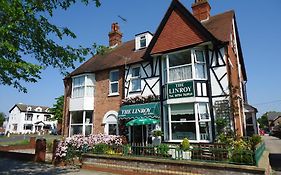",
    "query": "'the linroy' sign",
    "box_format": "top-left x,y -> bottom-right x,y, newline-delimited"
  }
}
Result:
168,81 -> 194,99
